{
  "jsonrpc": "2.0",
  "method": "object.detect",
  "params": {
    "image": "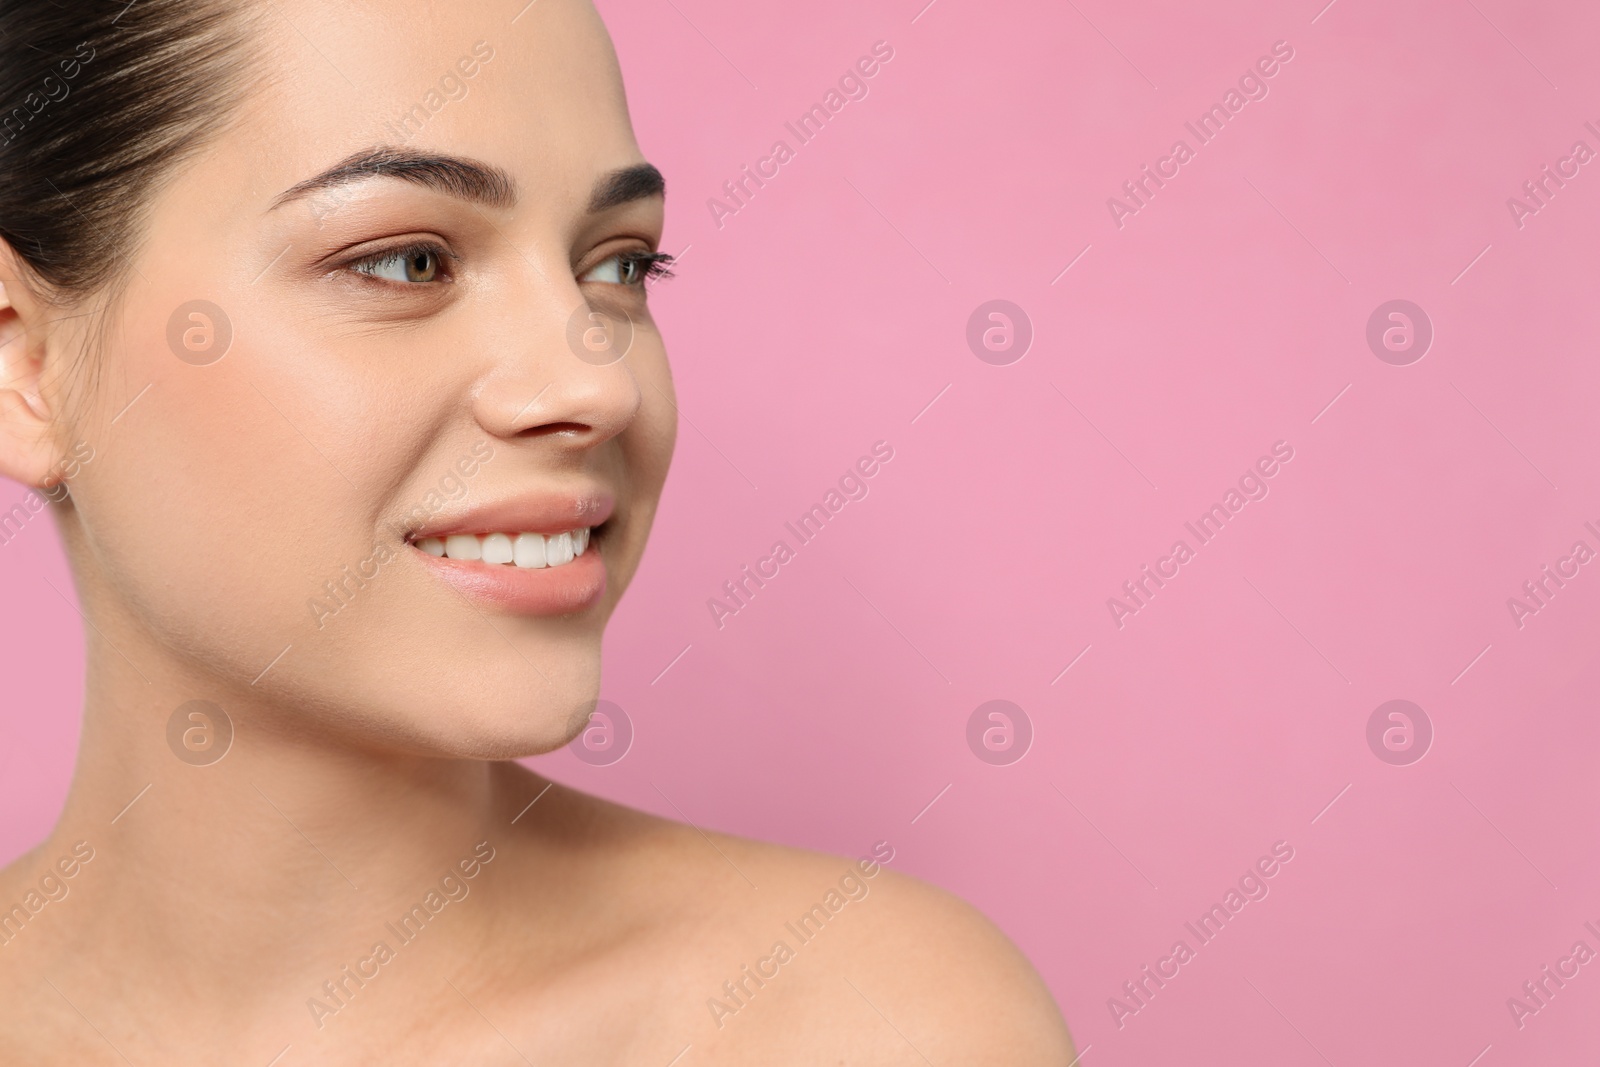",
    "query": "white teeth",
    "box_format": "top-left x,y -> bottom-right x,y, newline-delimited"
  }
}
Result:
444,534 -> 482,561
422,528 -> 593,569
513,532 -> 546,569
481,532 -> 514,565
546,531 -> 573,566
